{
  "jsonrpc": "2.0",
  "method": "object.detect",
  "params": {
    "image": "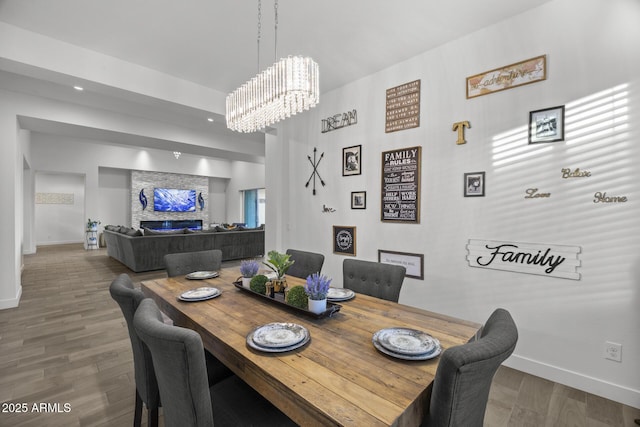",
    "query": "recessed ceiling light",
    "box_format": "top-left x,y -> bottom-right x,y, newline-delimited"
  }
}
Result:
73,85 -> 84,91
207,117 -> 214,122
